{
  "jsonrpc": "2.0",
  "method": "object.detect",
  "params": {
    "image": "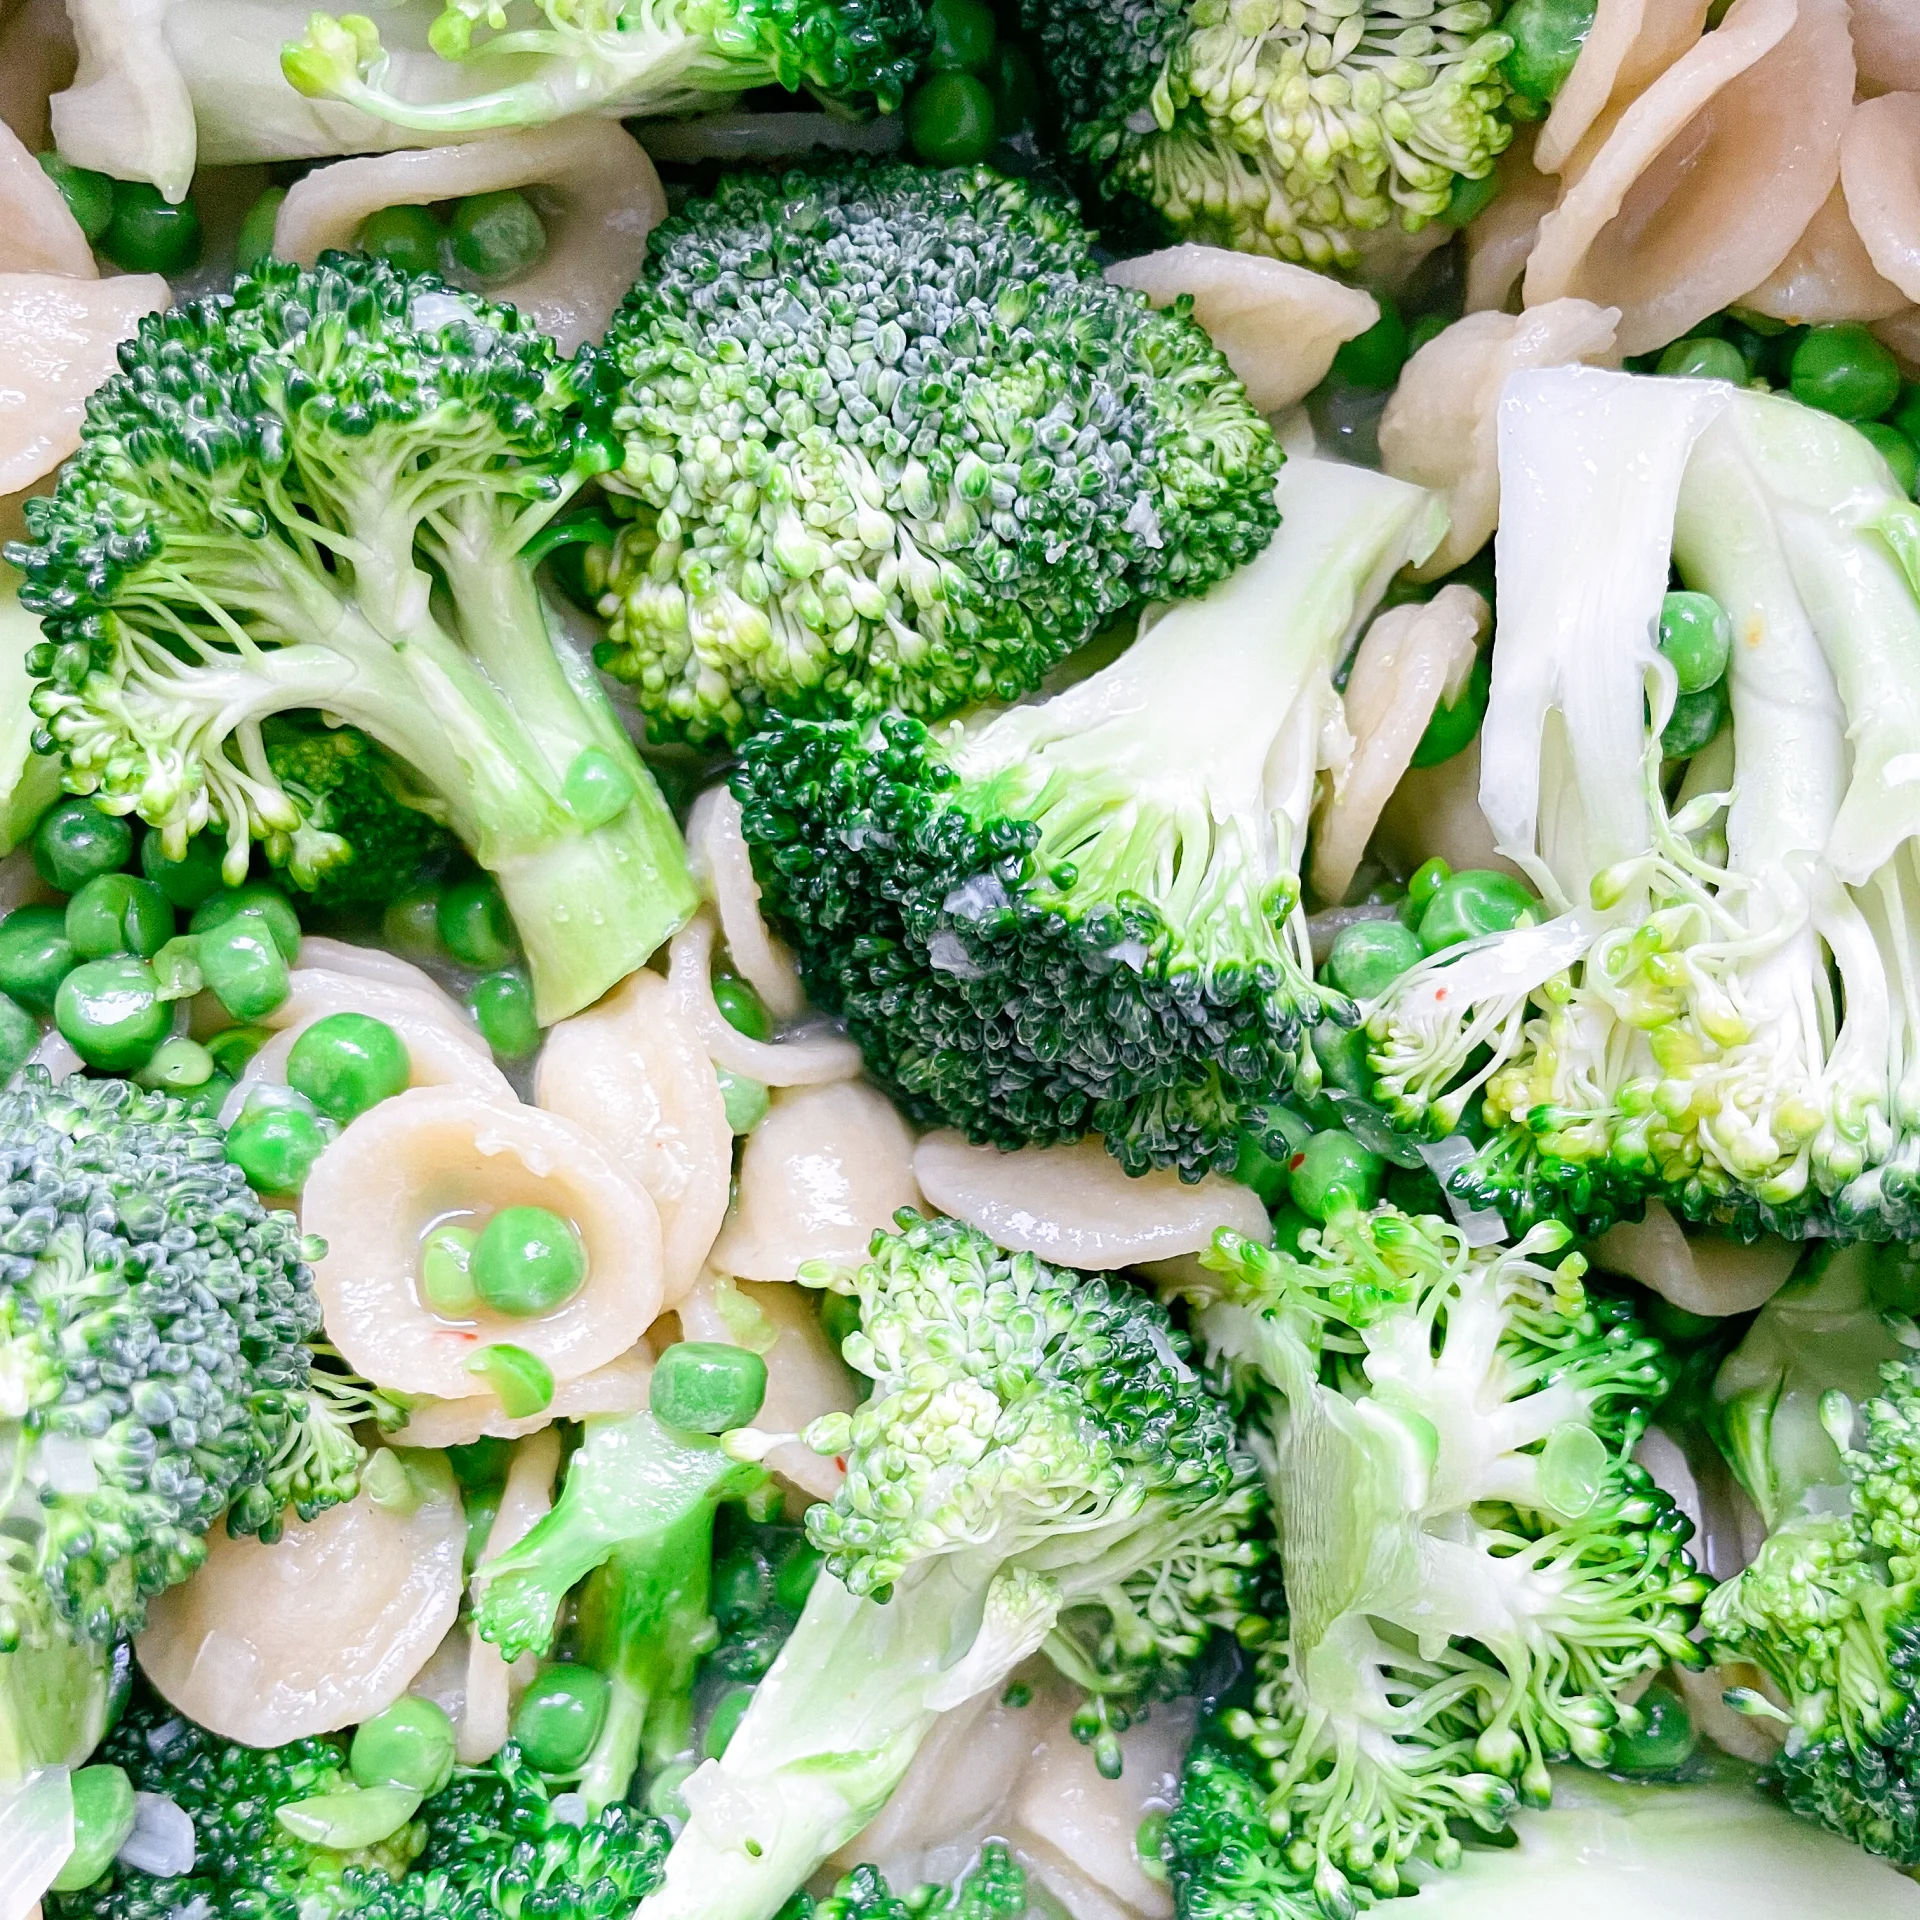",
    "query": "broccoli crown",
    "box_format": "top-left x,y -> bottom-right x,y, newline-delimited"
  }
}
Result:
7,251 -> 696,1024
1165,1733 -> 1318,1920
1184,1207 -> 1706,1912
787,1846 -> 1029,1920
1022,0 -> 1515,268
597,160 -> 1281,747
1705,1345 -> 1920,1867
0,1071 -> 324,1650
261,718 -> 460,909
